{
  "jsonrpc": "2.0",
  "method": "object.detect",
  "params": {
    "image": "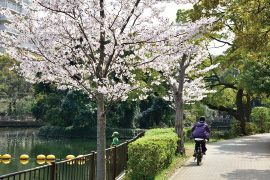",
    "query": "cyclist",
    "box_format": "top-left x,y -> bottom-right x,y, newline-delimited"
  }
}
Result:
190,116 -> 210,155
